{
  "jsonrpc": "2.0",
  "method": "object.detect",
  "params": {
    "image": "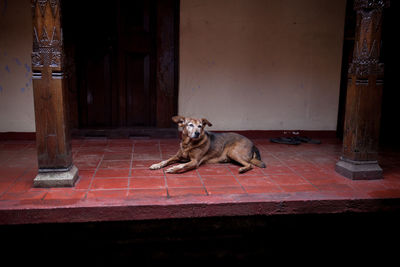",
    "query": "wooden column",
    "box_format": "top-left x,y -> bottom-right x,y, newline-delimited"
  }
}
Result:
31,0 -> 78,187
335,0 -> 389,180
